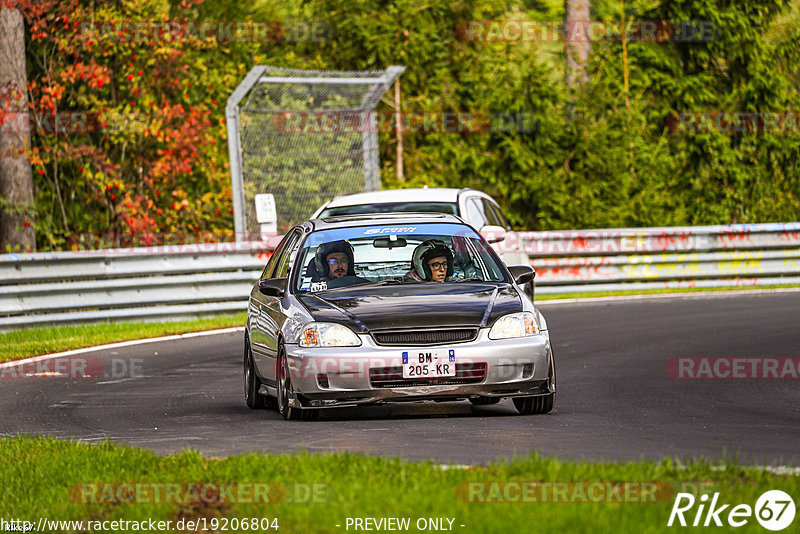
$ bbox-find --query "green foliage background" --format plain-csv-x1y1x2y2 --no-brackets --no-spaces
19,0,800,249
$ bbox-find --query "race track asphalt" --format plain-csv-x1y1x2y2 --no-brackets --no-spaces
2,291,799,465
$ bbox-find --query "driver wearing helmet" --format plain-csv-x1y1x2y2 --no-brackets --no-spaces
310,240,369,288
403,239,454,283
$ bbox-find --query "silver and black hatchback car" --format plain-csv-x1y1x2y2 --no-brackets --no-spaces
244,213,555,420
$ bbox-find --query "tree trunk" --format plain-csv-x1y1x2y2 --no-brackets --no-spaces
0,6,36,252
564,0,591,88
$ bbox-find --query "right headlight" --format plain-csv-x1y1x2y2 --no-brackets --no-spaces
488,312,538,340
299,322,362,347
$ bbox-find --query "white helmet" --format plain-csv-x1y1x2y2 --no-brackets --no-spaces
411,239,454,281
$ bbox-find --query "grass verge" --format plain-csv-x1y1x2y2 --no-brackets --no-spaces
0,313,245,363
1,436,797,533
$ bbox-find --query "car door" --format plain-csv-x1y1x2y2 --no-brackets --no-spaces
259,228,303,383
249,237,286,353
250,229,303,384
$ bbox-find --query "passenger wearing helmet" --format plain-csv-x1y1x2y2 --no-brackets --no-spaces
403,239,454,283
308,240,368,288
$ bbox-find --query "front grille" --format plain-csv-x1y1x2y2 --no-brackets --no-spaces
372,328,478,346
369,363,487,388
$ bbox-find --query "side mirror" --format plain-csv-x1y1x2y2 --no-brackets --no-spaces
507,265,535,286
259,278,287,297
480,225,506,243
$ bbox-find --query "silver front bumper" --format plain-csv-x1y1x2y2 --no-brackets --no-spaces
280,329,553,408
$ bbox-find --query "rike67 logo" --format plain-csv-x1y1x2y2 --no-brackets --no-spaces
668,490,796,531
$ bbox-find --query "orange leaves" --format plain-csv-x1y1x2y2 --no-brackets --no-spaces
89,67,111,90
62,60,110,90
28,152,44,167
21,0,232,246
35,83,66,111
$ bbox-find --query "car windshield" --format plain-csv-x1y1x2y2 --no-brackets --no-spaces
318,201,458,218
294,223,506,293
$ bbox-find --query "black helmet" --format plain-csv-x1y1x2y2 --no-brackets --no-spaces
314,240,355,278
412,239,454,281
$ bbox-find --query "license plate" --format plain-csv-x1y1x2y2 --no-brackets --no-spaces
402,350,456,378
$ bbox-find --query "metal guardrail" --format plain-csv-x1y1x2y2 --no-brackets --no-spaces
0,243,271,330
1,223,799,329
496,222,800,294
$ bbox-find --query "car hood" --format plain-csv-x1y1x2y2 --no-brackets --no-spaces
296,283,522,332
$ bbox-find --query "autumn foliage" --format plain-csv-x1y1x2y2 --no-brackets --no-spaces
5,0,800,252
7,0,235,249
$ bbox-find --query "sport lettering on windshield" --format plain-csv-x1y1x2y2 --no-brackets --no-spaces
363,227,417,235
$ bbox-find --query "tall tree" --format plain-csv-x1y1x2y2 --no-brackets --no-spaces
0,5,35,251
564,0,591,87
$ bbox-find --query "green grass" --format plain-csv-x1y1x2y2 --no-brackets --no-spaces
536,283,800,301
1,436,797,533
0,313,245,363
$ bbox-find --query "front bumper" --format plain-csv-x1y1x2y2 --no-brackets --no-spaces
277,329,553,409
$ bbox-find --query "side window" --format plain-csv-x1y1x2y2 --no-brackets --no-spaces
273,231,303,279
495,204,513,230
482,199,509,228
464,198,488,229
260,234,290,281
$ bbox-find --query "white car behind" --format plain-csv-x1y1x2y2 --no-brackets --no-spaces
312,188,531,268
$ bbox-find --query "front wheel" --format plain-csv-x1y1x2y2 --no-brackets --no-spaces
244,336,272,409
276,344,319,421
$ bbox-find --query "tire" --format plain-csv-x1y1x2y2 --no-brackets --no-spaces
277,344,319,421
469,397,501,406
244,335,273,409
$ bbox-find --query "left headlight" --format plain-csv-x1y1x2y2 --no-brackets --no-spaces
299,322,362,347
488,312,538,340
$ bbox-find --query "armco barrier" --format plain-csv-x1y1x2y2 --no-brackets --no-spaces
486,222,800,294
0,242,272,330
1,223,799,329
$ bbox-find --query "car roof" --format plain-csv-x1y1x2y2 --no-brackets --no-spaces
322,188,469,208
306,212,466,231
